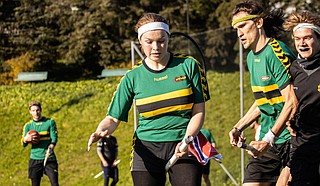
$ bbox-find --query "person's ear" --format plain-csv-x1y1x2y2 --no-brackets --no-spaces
256,18,263,29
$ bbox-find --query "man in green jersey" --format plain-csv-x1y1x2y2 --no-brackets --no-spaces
229,1,297,186
21,100,59,186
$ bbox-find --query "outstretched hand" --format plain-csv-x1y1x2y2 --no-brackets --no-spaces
87,130,108,151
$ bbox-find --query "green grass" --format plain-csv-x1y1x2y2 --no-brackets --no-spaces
0,71,255,186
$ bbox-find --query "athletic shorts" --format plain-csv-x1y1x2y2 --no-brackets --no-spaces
289,132,320,185
203,160,210,175
28,159,59,180
131,137,202,186
243,140,290,183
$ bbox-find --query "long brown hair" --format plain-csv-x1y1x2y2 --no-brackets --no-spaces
232,0,285,39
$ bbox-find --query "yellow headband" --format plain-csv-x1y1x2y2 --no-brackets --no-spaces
231,15,259,27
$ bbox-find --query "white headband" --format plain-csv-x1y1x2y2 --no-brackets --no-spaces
137,22,170,39
293,23,320,35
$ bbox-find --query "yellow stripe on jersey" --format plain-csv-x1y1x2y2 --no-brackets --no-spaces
136,88,192,106
38,131,49,135
252,84,285,105
140,103,194,117
251,84,279,93
255,96,285,106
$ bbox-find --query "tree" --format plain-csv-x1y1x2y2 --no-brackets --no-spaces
268,0,320,15
0,0,20,63
13,0,60,71
1,0,318,83
57,0,142,72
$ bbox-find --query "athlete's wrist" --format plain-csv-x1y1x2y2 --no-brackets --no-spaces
23,137,28,144
262,130,276,146
232,127,242,133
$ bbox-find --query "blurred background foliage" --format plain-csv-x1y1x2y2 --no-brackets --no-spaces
0,0,319,84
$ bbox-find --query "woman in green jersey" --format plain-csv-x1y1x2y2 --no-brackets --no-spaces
88,13,210,185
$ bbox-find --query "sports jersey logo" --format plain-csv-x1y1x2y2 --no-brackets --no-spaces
254,59,260,62
154,74,168,82
261,76,271,81
174,76,186,82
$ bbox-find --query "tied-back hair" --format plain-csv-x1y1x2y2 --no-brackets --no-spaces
135,13,169,33
232,0,285,39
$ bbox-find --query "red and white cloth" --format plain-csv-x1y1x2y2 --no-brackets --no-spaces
188,132,223,165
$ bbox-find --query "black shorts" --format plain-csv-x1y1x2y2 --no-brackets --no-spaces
131,137,202,186
202,160,210,175
243,140,290,183
289,132,320,185
28,159,59,182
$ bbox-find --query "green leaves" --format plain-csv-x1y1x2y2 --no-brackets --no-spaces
1,0,319,81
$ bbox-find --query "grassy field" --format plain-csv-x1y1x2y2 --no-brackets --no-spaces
0,71,255,186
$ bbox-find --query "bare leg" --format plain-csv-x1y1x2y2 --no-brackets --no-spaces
276,166,291,186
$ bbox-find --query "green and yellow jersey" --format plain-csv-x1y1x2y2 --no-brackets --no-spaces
108,53,210,142
247,38,295,144
21,117,58,160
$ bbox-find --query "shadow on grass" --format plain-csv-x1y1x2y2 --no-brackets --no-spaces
49,93,94,114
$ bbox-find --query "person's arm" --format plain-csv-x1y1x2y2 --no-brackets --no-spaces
50,120,58,151
22,129,40,146
22,133,32,146
115,138,118,159
88,116,120,151
113,138,119,167
229,102,261,146
185,102,205,138
267,83,297,136
175,102,205,158
250,84,297,157
97,146,108,167
21,125,30,147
